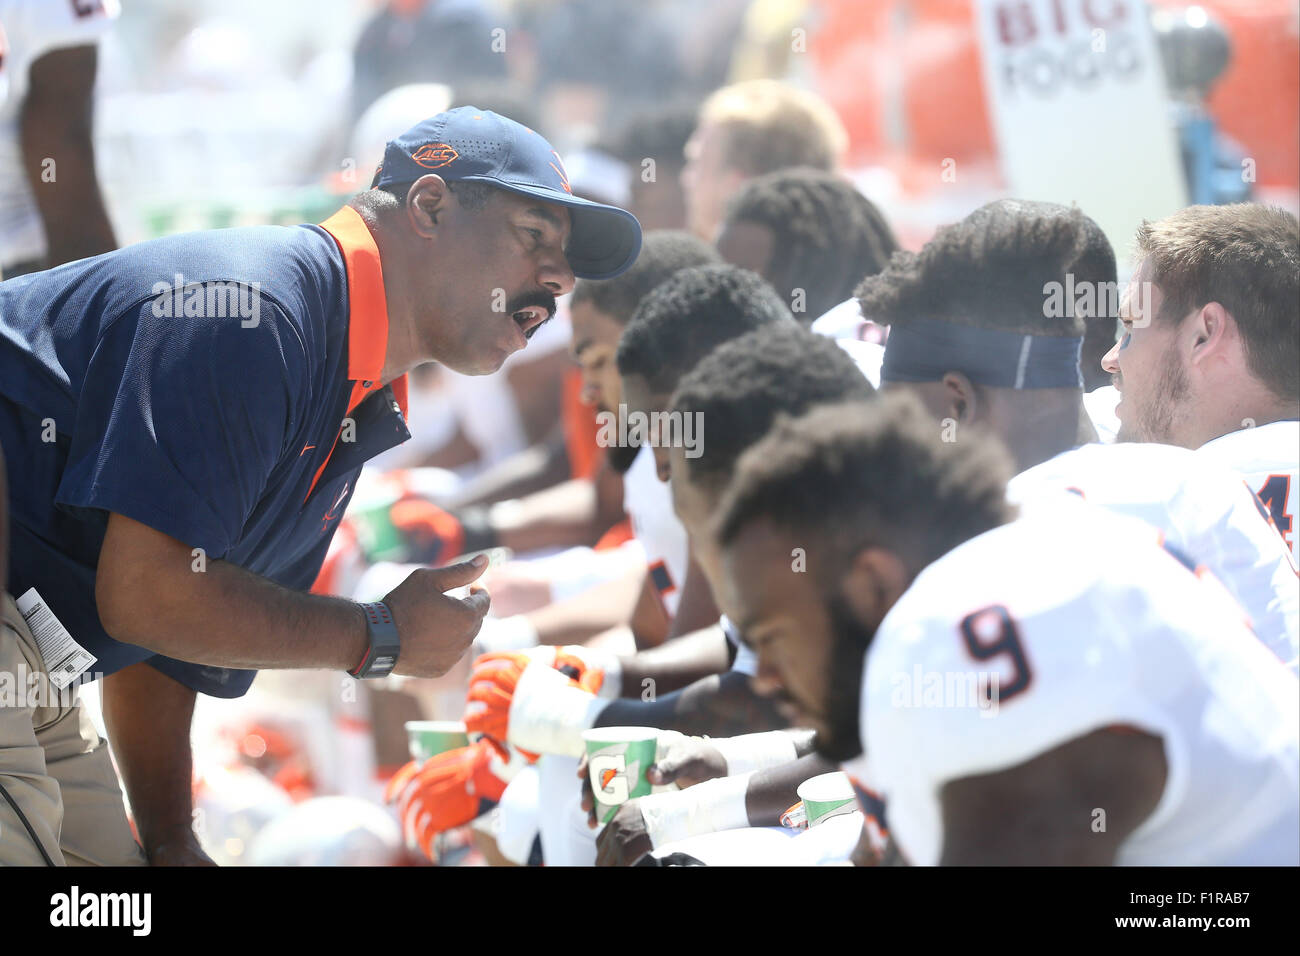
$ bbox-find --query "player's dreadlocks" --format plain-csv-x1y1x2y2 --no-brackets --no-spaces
616,264,794,396
670,323,876,489
723,168,899,324
856,199,1116,340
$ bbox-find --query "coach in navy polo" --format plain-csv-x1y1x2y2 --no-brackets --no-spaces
0,107,640,866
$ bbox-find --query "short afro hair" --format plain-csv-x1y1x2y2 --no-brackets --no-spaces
856,199,1116,338
670,324,876,489
616,264,794,395
570,231,719,325
723,168,899,323
714,392,1015,577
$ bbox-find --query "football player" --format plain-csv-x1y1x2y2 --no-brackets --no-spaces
713,395,1299,865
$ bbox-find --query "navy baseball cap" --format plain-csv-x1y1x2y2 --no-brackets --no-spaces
373,107,642,280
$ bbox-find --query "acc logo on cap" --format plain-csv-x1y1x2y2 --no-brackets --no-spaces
411,143,459,169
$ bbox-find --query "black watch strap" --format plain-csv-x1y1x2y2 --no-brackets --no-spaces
349,602,400,678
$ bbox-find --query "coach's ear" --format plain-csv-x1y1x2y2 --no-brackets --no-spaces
940,370,979,425
405,174,453,240
839,546,910,632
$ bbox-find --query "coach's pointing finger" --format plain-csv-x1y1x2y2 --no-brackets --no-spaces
386,557,493,678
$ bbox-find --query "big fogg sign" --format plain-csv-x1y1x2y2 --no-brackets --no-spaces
973,0,1187,255
988,0,1146,97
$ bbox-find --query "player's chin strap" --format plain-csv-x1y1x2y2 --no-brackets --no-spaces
0,778,57,866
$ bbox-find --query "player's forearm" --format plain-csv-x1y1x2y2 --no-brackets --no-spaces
744,751,836,826
21,47,116,266
614,623,732,696
597,671,789,737
446,433,570,509
523,563,645,645
491,478,603,551
101,662,201,856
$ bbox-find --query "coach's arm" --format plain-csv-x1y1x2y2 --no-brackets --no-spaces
95,512,490,676
102,662,214,865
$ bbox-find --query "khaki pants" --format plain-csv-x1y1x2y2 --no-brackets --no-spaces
0,592,146,866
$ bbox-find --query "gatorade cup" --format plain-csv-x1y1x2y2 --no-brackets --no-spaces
582,727,660,825
405,721,471,762
796,772,858,827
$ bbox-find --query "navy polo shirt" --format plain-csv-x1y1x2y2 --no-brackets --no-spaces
0,206,411,697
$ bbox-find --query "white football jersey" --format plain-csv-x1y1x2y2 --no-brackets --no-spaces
863,502,1299,866
832,338,883,389
720,613,758,677
623,446,689,620
1082,385,1120,443
1009,442,1300,671
1198,420,1299,567
0,0,117,268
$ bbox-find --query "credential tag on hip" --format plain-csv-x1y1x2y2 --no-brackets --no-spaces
15,588,98,689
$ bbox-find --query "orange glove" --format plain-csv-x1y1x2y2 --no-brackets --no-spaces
389,498,465,565
464,651,541,761
465,648,610,761
384,740,507,860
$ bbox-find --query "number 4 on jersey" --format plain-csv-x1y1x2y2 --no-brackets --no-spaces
1254,474,1294,553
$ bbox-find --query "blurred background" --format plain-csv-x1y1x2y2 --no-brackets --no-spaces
78,0,1298,251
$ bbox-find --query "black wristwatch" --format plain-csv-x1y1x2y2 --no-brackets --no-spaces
349,602,400,678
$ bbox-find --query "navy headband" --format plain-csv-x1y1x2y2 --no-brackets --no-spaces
881,318,1083,389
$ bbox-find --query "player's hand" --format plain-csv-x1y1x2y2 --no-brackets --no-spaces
594,799,654,867
580,730,690,829
646,737,727,790
384,740,506,860
384,557,491,677
464,647,605,759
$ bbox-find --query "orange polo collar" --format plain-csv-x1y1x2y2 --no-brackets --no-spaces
319,205,409,418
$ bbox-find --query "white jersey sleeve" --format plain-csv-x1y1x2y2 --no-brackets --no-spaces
809,298,865,339
1009,442,1300,671
832,338,883,389
719,614,758,677
1198,420,1300,567
1082,385,1120,443
863,502,1299,866
623,446,690,620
